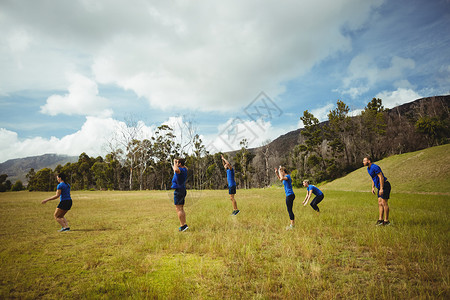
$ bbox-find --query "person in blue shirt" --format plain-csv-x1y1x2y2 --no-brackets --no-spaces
363,156,391,226
41,173,72,232
221,155,240,215
302,180,324,213
275,166,295,230
171,158,189,232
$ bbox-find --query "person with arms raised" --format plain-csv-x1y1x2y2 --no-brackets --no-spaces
172,158,189,232
221,154,240,215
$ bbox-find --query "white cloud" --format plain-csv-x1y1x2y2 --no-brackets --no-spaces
205,118,285,153
311,103,335,122
0,115,207,162
375,88,422,109
40,74,112,117
0,0,384,110
0,117,118,162
348,109,363,117
341,55,415,98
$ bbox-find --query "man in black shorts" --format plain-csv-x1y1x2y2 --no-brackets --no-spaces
171,158,189,231
221,155,239,215
363,156,391,226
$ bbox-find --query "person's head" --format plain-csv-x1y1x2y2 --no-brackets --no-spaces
363,156,372,167
57,173,67,182
176,158,186,166
303,179,310,187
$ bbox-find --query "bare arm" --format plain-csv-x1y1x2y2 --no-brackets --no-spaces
221,155,231,169
303,190,312,205
173,159,180,174
42,189,61,204
274,166,288,181
377,172,384,194
274,168,280,179
371,180,375,194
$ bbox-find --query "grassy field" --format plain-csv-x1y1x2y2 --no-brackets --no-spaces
1,145,449,299
0,186,449,299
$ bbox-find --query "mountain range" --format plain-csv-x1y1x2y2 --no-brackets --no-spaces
0,154,78,184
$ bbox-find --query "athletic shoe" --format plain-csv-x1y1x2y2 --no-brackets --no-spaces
376,220,384,226
179,224,189,232
59,227,70,232
286,224,294,230
233,210,240,216
383,221,391,226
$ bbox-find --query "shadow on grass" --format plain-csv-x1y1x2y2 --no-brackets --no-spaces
69,228,114,232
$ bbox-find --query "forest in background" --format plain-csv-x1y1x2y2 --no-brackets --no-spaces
1,95,448,192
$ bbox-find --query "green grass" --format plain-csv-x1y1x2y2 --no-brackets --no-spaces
324,144,450,193
1,187,449,299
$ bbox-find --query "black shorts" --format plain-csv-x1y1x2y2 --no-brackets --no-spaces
377,181,391,200
57,200,72,211
228,185,236,195
174,188,187,205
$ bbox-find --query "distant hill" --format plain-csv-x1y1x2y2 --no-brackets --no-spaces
322,144,450,194
0,154,78,184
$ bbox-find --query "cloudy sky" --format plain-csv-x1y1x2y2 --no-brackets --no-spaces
0,0,449,162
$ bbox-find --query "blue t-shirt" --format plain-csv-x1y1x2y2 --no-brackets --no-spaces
57,182,71,201
171,167,188,189
307,185,323,196
283,174,295,196
226,168,236,187
367,163,387,190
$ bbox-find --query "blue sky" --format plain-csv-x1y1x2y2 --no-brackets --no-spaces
0,0,449,162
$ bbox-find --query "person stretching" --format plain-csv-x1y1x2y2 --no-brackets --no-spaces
171,158,189,232
363,156,391,226
302,180,324,213
41,173,72,232
275,166,295,230
221,154,240,215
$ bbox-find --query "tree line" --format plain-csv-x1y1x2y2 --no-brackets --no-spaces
284,96,449,186
2,96,448,192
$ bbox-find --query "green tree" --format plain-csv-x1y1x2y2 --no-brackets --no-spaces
152,125,180,190
205,153,227,189
26,168,36,191
91,161,109,190
325,100,352,178
289,144,307,179
415,116,446,146
233,139,255,189
105,151,123,190
77,153,95,190
360,98,387,160
11,180,24,191
33,168,56,191
0,174,8,192
4,180,12,191
188,134,208,190
299,110,326,181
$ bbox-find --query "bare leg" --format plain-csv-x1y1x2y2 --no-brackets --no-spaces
230,194,238,210
381,199,389,221
377,198,384,220
54,208,69,228
175,205,186,226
